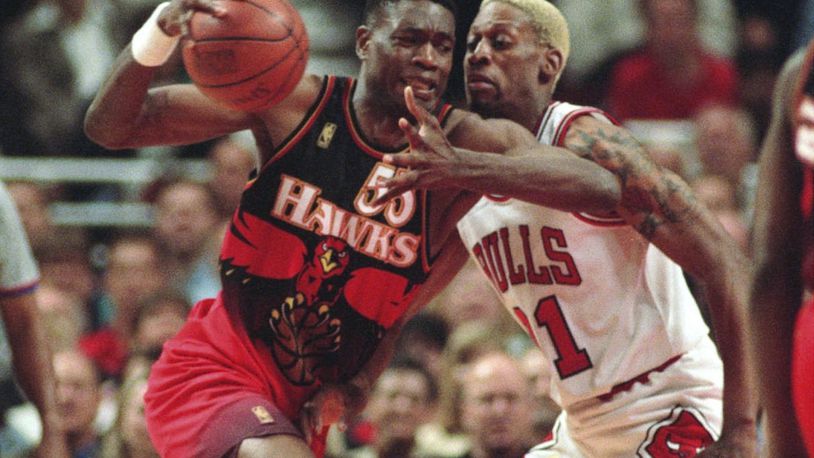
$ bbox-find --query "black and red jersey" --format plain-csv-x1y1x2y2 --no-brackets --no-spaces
218,76,453,386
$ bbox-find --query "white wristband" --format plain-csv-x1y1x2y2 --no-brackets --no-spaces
131,2,180,67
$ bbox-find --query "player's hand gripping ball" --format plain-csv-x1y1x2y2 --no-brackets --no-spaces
182,0,308,112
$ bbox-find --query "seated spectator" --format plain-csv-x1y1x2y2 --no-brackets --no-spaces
206,132,258,221
129,290,188,357
395,313,449,381
54,349,104,458
606,0,738,121
37,284,88,353
457,351,537,458
81,288,188,381
518,347,560,438
419,323,506,458
99,369,158,458
341,359,439,458
95,233,167,332
691,175,749,248
427,259,510,334
694,104,759,212
152,179,222,304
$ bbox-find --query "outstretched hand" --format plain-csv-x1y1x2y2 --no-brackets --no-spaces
373,87,460,205
158,0,229,36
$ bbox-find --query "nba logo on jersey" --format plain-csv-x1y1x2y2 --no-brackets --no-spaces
796,96,814,166
317,123,338,149
251,406,275,425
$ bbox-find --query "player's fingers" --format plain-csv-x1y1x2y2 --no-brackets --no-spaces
404,87,433,127
383,152,420,168
372,173,419,204
398,118,424,150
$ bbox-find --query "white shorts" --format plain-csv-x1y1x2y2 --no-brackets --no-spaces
526,337,723,458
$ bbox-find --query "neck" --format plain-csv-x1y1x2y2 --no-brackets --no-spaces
68,429,98,454
352,81,410,149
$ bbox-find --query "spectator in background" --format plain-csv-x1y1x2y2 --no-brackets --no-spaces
95,234,167,331
99,368,159,458
691,175,749,248
606,0,739,121
0,0,122,156
53,349,103,458
394,313,449,381
426,258,509,334
206,132,258,221
36,284,88,354
342,359,438,458
33,232,100,326
80,235,176,379
420,323,506,458
694,104,759,214
457,351,537,458
518,347,560,439
152,180,221,305
557,0,738,106
0,181,68,458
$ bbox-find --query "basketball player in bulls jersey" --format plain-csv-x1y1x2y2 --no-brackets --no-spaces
380,1,757,456
750,44,814,456
83,0,621,457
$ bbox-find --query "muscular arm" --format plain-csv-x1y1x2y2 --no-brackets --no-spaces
84,0,320,151
446,113,621,213
380,90,621,214
1,293,68,458
564,116,757,450
749,51,808,456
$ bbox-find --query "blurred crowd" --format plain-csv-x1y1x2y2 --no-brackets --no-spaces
1,0,812,456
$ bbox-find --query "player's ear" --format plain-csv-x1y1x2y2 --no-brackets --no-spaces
356,26,372,60
538,46,564,85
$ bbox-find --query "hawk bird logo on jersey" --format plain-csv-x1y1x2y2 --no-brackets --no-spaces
220,211,418,385
268,236,350,385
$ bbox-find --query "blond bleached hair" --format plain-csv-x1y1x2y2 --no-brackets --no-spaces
481,0,571,65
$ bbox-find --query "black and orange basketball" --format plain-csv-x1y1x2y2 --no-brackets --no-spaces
182,0,308,112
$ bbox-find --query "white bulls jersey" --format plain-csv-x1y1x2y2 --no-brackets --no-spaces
456,102,713,410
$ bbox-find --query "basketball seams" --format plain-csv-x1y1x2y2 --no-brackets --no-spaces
197,42,304,89
182,0,308,111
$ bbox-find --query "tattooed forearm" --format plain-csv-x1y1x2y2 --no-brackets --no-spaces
568,122,699,238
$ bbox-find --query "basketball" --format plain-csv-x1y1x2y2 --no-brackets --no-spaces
182,0,308,112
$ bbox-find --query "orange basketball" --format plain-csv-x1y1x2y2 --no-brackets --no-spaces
182,0,308,112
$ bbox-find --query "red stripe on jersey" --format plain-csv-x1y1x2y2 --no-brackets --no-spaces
268,76,337,168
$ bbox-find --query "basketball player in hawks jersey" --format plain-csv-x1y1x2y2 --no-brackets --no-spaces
83,0,621,457
381,1,757,456
750,42,814,456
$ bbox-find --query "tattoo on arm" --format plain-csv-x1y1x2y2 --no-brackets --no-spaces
571,126,698,240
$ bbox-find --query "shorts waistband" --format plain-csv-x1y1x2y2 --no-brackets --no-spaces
597,354,683,403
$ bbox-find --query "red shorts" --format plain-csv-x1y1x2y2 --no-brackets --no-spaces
793,299,814,455
145,295,327,458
